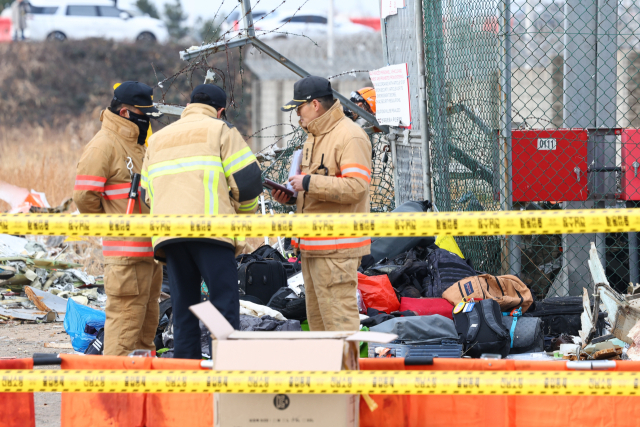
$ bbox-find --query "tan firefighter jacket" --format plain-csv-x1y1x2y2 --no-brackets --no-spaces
73,109,154,264
141,103,262,261
292,100,372,258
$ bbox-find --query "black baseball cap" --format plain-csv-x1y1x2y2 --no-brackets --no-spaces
191,84,227,109
113,81,161,117
281,76,333,112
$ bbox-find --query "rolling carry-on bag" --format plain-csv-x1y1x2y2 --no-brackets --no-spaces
238,260,287,306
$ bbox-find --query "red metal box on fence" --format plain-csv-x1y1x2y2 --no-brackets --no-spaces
512,129,588,202
621,129,640,200
0,18,11,43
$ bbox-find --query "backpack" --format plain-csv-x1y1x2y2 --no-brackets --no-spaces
443,274,533,312
423,248,477,297
84,328,105,355
453,299,510,358
267,287,307,321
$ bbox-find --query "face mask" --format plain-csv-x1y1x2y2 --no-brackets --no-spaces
126,111,150,145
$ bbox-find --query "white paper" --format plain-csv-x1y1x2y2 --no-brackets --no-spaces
286,149,303,197
287,272,304,296
381,0,406,19
369,63,412,128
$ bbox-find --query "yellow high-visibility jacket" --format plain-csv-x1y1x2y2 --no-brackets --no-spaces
141,103,262,261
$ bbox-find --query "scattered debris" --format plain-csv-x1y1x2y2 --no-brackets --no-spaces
44,342,73,349
0,225,105,325
24,286,67,321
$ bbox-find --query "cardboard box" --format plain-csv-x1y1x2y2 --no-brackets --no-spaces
190,301,397,427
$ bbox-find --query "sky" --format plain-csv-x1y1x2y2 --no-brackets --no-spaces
118,0,381,25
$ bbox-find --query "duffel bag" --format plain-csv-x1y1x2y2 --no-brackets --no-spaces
443,274,533,312
501,313,544,354
399,297,454,319
369,200,436,263
453,299,510,358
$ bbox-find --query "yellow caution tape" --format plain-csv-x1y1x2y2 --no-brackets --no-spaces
2,370,640,396
0,209,638,238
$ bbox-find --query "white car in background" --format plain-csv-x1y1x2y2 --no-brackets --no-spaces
253,10,375,40
26,0,169,42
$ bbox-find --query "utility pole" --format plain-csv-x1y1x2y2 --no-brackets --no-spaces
328,0,334,74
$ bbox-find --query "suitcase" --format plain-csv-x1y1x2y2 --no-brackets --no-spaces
399,297,454,319
523,296,587,336
501,316,544,354
368,340,462,358
238,260,287,306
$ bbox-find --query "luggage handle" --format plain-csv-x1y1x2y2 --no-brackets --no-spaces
404,356,434,366
566,360,616,370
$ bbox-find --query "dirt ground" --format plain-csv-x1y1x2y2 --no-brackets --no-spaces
0,321,75,427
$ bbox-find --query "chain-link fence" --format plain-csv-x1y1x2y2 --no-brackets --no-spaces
257,130,396,214
423,0,640,298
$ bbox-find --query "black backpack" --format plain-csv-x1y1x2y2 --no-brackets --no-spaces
84,328,105,355
267,287,307,321
423,248,477,297
238,260,287,306
453,299,510,358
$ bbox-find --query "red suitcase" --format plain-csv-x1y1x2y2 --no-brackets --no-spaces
399,297,454,319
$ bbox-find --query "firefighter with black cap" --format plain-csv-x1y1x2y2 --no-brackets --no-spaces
73,81,163,356
273,76,372,332
141,84,262,359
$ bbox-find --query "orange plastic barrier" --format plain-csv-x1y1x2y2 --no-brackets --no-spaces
359,358,640,427
0,18,10,43
60,355,212,427
0,358,35,427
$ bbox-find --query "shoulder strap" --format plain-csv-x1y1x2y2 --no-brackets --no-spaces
481,300,508,338
465,309,481,343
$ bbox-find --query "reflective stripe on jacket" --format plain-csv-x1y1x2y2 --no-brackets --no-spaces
72,109,153,263
294,100,372,258
141,103,262,261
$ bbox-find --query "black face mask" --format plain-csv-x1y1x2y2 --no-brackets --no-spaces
126,111,150,145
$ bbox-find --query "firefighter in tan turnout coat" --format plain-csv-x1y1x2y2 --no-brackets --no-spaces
141,84,262,359
73,82,163,356
73,82,162,356
273,76,372,331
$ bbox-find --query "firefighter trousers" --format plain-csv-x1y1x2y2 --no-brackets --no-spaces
103,259,162,356
302,257,361,331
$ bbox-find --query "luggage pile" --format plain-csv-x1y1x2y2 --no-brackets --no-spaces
357,200,619,361
153,201,627,363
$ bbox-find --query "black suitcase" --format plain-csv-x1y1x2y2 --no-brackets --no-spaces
453,299,510,358
238,260,287,306
523,296,594,336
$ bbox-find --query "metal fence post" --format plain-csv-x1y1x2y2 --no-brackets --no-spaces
499,0,518,276
424,0,451,210
415,0,433,202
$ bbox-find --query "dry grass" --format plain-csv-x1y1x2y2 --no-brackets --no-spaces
0,116,106,274
0,112,101,212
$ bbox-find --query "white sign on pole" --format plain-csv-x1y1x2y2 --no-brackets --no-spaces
369,63,412,128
